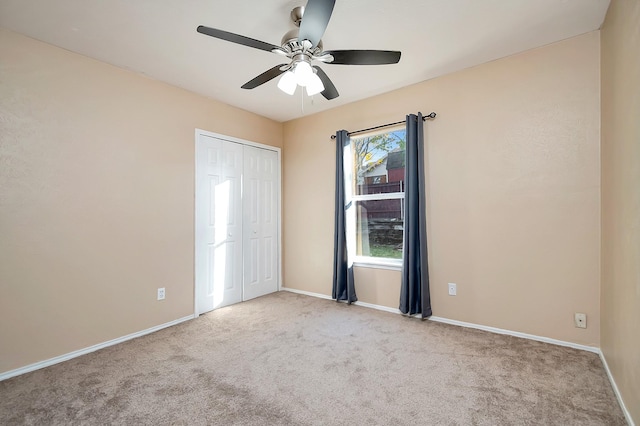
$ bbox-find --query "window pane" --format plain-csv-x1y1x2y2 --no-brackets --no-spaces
350,129,406,196
356,199,404,259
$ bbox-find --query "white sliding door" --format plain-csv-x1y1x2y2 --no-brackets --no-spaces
195,131,280,315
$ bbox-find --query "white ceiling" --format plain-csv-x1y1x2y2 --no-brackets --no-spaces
0,0,610,122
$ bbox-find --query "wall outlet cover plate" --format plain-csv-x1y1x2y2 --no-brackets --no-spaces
448,283,457,296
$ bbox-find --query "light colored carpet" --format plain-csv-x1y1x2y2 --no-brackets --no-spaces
0,291,626,425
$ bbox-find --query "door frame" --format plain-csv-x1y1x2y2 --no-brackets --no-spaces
194,128,282,317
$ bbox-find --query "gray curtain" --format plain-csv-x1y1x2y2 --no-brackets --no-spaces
332,130,357,303
399,113,432,317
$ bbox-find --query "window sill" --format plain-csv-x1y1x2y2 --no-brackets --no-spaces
353,259,402,271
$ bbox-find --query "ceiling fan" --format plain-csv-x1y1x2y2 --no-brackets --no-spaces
197,0,401,100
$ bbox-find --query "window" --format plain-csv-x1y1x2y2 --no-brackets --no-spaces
344,127,406,267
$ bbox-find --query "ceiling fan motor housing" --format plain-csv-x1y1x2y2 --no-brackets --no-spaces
281,29,323,55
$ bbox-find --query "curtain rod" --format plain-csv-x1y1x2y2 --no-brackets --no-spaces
330,112,436,139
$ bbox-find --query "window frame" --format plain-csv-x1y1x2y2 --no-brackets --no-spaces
345,127,406,270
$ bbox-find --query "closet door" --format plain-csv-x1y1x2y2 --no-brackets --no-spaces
195,136,244,314
243,145,279,301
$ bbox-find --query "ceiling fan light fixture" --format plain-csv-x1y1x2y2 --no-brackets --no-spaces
306,72,325,96
277,70,297,95
293,61,314,87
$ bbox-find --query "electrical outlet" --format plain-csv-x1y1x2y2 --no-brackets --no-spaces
574,313,586,328
157,287,166,301
448,283,457,296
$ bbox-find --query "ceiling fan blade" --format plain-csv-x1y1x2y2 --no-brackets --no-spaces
313,66,339,100
241,64,288,89
197,25,280,53
323,50,401,65
298,0,336,48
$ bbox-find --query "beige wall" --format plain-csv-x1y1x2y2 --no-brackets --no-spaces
601,0,640,422
0,29,282,374
284,32,601,346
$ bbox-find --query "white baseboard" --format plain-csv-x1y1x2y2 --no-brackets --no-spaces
282,287,333,300
0,315,195,382
599,351,635,426
282,287,599,353
427,316,600,353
